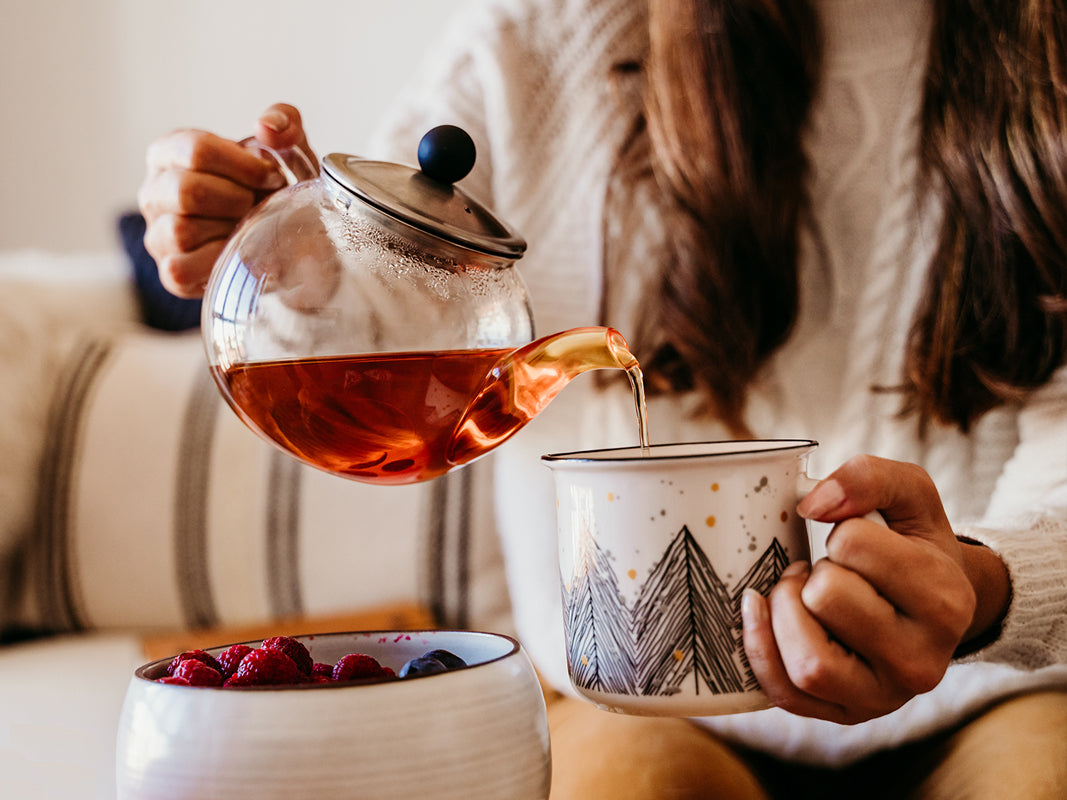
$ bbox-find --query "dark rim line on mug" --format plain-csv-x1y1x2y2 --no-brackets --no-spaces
542,439,819,464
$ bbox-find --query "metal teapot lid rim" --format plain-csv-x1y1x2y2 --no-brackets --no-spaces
322,153,527,259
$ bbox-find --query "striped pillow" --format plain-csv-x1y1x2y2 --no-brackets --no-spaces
10,329,512,638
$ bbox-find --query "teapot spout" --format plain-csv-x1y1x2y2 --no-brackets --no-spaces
448,327,640,467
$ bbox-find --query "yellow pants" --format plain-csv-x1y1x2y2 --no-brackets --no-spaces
545,690,1067,799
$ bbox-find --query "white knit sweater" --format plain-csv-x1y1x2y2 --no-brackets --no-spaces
370,0,1067,765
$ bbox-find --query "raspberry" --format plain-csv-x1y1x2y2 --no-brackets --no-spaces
156,676,190,686
167,649,222,677
332,653,391,682
261,636,313,676
225,649,310,687
171,658,223,687
216,644,254,679
311,662,334,680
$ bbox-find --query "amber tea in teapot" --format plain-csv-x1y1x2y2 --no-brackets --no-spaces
214,327,648,485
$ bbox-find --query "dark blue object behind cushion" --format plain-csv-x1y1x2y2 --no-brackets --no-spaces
118,211,203,331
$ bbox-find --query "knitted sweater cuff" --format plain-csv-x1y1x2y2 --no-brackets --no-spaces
955,509,1067,668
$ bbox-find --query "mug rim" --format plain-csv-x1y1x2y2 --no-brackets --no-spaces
542,438,818,465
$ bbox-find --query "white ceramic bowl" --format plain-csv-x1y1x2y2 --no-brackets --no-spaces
116,630,550,800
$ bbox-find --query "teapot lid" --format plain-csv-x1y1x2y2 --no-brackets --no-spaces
322,126,526,260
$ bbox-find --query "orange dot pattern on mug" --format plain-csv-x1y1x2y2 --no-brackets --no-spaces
706,482,720,529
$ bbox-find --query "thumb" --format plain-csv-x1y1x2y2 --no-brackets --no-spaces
254,103,313,159
797,454,952,541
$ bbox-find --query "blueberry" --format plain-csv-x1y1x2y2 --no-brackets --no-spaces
398,655,448,678
423,649,467,670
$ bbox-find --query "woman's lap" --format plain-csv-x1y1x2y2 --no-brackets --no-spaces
545,690,1067,799
546,691,770,799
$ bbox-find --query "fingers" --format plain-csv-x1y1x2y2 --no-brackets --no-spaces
799,556,954,695
145,129,282,191
140,168,259,222
799,557,898,654
138,115,298,300
743,558,944,723
138,166,258,298
795,455,973,650
821,517,976,631
740,582,839,722
137,104,314,300
154,241,229,299
743,564,864,723
254,103,314,162
744,455,980,724
142,213,237,256
797,454,951,540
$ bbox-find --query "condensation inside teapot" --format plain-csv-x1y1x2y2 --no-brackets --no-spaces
205,175,533,369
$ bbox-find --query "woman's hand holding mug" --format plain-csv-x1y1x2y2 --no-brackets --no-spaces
742,454,1012,724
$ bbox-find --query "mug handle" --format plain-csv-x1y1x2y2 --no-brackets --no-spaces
239,136,319,187
796,474,889,528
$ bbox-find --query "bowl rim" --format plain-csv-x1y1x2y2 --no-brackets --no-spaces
134,628,521,690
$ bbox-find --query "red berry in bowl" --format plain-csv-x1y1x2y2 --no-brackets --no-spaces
172,659,223,687
333,653,391,682
216,644,254,679
167,649,222,677
225,649,310,687
261,636,313,676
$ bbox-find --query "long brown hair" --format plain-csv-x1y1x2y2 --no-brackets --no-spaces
628,0,1067,433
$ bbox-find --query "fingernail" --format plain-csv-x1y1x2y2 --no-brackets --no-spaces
260,109,290,133
781,560,811,579
797,478,846,519
741,588,767,625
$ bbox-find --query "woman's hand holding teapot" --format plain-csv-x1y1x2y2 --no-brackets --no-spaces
138,103,315,298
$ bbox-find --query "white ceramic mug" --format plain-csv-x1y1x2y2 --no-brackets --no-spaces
542,439,825,717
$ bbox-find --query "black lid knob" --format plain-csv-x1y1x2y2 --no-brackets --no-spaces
417,125,476,184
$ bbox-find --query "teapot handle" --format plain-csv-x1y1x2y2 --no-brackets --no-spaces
239,136,319,186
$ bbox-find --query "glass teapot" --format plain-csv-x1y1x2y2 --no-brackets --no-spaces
203,126,643,485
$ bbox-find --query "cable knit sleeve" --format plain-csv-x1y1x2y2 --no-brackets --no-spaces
956,363,1067,668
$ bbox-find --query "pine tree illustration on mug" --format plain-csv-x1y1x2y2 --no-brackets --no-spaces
561,525,790,696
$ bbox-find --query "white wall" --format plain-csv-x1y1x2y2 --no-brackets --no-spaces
0,0,458,252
